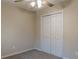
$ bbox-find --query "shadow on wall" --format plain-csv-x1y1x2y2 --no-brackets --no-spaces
58,0,72,8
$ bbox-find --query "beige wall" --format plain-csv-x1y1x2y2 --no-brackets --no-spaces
36,0,78,59
1,3,36,57
63,0,78,59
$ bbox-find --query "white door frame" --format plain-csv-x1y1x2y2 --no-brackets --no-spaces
40,10,64,58
40,10,63,17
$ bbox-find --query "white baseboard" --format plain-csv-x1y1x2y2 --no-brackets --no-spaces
34,48,50,54
63,57,70,59
1,48,35,59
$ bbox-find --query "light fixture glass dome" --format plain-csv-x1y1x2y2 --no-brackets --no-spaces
30,0,42,8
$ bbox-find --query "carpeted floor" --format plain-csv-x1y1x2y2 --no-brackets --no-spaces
2,49,62,59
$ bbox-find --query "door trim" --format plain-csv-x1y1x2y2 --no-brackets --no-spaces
40,10,64,58
40,10,63,17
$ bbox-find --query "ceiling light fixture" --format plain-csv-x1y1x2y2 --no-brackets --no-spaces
36,0,42,8
30,0,42,8
30,2,36,7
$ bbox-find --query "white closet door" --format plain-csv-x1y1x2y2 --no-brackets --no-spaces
56,13,63,57
50,14,56,55
40,11,63,57
40,16,50,53
50,13,63,57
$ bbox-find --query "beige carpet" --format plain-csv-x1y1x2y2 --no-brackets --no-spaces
2,49,62,59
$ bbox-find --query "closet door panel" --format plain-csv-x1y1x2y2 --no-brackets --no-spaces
40,16,45,51
55,13,63,57
50,13,63,57
40,16,50,53
50,14,56,55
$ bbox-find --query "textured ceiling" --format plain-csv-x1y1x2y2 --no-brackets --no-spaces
2,0,65,11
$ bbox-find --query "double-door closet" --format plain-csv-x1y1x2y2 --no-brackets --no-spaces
38,11,63,57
